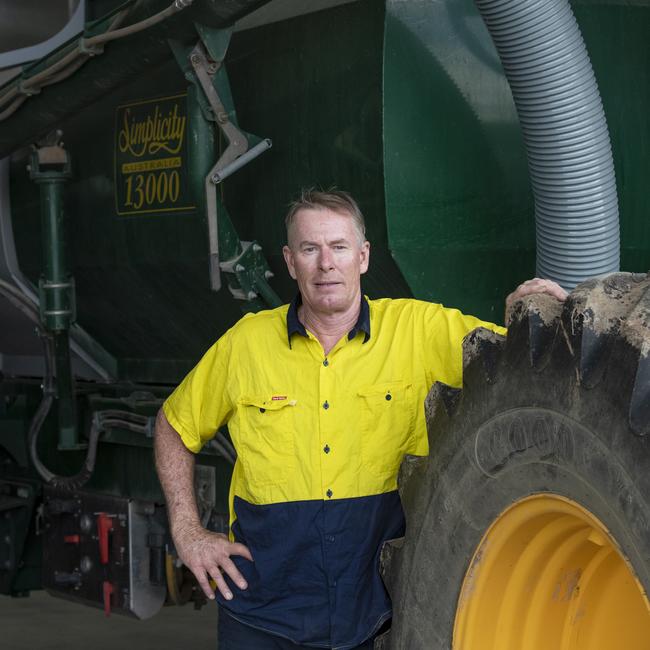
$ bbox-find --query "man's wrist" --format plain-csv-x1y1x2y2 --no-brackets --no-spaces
172,517,204,546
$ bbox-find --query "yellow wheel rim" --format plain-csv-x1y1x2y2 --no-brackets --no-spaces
453,494,650,649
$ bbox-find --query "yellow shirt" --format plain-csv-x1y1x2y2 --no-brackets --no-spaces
164,296,506,506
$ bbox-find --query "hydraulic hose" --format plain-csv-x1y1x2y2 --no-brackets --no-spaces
83,0,193,48
0,0,194,121
474,0,620,290
0,278,99,489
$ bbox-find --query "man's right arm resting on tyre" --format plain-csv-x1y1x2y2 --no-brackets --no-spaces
153,408,252,601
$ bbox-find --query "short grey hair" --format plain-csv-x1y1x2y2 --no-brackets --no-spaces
285,188,366,245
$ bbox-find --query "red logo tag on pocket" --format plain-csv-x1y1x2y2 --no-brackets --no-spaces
272,395,287,401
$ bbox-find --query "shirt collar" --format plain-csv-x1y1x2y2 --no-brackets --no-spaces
287,294,371,348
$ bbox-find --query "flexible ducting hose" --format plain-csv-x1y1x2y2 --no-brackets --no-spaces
474,0,620,290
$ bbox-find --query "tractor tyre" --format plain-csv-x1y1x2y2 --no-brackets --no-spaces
379,272,650,650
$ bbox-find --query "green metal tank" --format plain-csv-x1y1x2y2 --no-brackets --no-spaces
0,0,647,620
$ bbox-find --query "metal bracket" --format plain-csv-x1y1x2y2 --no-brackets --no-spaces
189,42,248,168
220,240,275,302
28,142,72,180
38,276,76,331
184,37,272,294
78,38,104,57
190,41,249,292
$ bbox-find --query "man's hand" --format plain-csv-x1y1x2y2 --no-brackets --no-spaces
153,410,253,602
505,277,569,322
175,526,253,601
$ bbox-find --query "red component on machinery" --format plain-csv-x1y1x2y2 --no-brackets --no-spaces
63,534,80,544
103,580,114,617
96,512,114,565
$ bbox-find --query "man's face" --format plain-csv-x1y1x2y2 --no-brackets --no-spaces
282,208,370,316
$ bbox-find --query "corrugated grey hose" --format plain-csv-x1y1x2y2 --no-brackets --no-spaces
475,0,620,290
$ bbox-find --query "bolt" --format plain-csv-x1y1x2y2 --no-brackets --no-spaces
80,556,93,574
190,54,200,65
235,264,245,272
265,271,274,279
252,244,262,252
247,291,258,301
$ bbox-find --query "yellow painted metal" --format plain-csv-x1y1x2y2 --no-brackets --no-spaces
453,494,650,649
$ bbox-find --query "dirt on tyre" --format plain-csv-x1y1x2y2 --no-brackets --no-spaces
378,272,650,650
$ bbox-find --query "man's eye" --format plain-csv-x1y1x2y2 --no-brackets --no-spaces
333,245,347,250
303,247,316,253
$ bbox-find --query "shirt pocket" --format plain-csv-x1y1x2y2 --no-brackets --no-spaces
236,395,297,488
357,381,414,478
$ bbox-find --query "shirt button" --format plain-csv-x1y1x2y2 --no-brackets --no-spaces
259,407,266,413
324,445,330,454
326,535,335,543
323,359,329,367
323,400,329,410
326,489,333,498
385,393,392,401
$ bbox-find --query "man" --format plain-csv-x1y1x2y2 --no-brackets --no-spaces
155,190,567,649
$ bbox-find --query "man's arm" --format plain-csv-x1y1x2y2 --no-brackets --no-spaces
154,408,252,601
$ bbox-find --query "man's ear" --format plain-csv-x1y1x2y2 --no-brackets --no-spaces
360,241,370,275
283,245,297,280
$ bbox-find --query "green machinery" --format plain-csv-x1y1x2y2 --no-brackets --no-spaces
0,0,648,626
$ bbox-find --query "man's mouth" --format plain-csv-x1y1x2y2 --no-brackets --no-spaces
315,281,341,287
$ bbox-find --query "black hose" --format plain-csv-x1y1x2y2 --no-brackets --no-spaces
0,279,101,490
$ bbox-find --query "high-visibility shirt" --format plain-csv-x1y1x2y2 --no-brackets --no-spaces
163,296,506,649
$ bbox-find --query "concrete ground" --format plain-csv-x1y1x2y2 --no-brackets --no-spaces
1,590,218,650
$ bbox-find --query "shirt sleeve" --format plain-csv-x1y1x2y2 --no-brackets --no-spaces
422,303,507,390
162,329,234,453
409,303,506,458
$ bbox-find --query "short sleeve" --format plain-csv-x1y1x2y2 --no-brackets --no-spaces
162,329,234,453
422,304,507,390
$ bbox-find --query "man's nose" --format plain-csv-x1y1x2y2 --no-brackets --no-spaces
319,247,335,270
